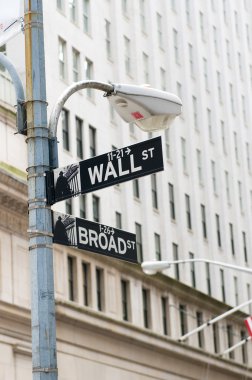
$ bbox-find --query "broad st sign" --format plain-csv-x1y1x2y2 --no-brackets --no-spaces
53,212,138,264
46,137,163,204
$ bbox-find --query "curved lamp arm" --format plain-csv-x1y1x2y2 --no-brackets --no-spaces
141,259,252,275
48,80,114,169
0,52,26,134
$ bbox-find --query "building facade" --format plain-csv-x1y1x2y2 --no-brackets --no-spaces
0,0,252,378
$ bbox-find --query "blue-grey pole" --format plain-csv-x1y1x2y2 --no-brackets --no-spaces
24,1,57,379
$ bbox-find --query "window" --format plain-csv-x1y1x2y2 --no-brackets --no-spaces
62,109,70,151
216,71,222,102
142,52,149,83
66,198,72,214
92,195,100,222
122,0,128,15
238,181,243,212
57,0,64,12
0,44,6,72
196,311,204,348
189,252,196,288
201,204,207,239
142,288,151,328
82,262,90,306
173,29,179,64
213,26,218,54
188,44,194,77
242,232,248,263
151,174,158,209
160,68,166,91
96,268,104,311
247,284,252,314
192,96,198,130
173,243,179,280
105,20,112,59
85,58,94,98
179,304,188,336
212,322,220,353
157,13,163,48
185,0,191,25
176,82,182,102
242,96,247,126
165,129,170,160
234,276,238,305
133,179,140,199
226,39,231,67
229,83,235,114
121,279,130,321
168,183,176,220
124,36,131,75
197,149,203,184
80,195,86,218
207,109,213,142
203,58,208,91
185,194,192,230
155,233,161,261
238,52,243,80
229,223,235,256
216,214,221,248
72,48,80,82
58,37,67,80
140,0,146,33
69,0,77,23
227,324,234,359
234,10,239,37
225,171,230,204
220,269,226,302
221,121,227,154
161,297,169,335
211,160,217,194
240,330,248,364
181,137,187,172
234,132,239,163
76,117,83,159
206,263,211,296
246,24,251,49
115,212,122,229
83,0,90,34
199,11,205,40
223,0,227,23
89,125,96,157
135,223,143,262
68,256,76,301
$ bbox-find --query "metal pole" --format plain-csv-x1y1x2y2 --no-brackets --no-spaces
179,298,252,342
219,336,251,357
24,1,57,379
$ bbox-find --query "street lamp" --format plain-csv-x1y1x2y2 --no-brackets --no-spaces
141,258,252,275
48,80,182,169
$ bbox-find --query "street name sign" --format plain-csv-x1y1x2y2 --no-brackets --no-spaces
46,136,164,204
53,212,138,264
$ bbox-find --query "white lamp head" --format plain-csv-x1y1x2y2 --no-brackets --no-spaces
108,84,182,132
141,261,171,275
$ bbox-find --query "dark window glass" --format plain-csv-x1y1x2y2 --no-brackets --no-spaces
93,195,100,222
82,262,90,306
179,304,187,336
185,194,192,229
161,297,169,335
96,268,104,311
121,279,130,321
142,288,151,328
169,183,176,220
89,125,96,157
76,117,83,159
62,109,70,151
135,223,143,262
151,174,158,209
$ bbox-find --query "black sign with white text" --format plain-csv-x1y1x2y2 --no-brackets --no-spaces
46,137,164,204
53,212,138,264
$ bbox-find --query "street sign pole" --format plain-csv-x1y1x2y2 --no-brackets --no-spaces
25,1,57,379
